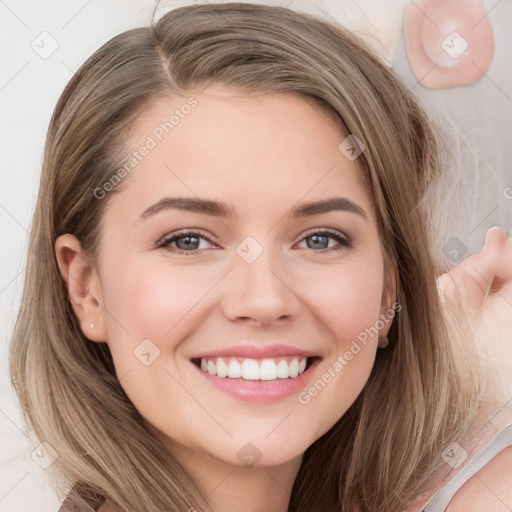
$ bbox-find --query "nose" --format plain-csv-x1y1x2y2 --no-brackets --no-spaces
221,245,302,326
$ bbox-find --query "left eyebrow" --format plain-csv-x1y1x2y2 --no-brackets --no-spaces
289,196,367,220
136,196,368,222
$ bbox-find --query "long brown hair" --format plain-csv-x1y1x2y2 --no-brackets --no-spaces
10,3,490,511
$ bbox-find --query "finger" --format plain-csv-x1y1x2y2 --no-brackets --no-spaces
490,230,512,294
466,226,507,294
436,227,507,315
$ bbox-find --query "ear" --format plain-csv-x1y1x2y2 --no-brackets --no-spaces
378,262,398,346
55,234,107,343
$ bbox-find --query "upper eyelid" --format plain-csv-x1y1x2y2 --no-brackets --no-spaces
157,229,215,244
158,228,349,248
300,227,347,239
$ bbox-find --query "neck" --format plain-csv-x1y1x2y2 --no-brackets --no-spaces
170,441,302,512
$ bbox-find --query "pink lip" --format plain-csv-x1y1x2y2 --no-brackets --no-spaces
190,349,322,403
190,343,319,360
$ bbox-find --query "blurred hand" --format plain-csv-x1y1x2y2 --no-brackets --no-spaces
437,227,512,396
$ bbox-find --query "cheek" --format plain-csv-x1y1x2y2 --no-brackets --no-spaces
294,258,384,346
97,263,205,421
101,258,208,341
101,249,385,365
292,259,384,431
327,281,382,342
95,249,385,461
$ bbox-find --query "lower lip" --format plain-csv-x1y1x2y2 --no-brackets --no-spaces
191,358,322,402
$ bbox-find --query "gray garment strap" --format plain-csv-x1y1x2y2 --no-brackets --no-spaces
423,424,512,511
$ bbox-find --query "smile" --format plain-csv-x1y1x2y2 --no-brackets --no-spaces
190,356,322,402
192,356,317,380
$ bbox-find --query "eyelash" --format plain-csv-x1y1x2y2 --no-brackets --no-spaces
156,228,352,255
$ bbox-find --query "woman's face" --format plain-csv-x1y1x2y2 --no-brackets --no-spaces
89,87,394,468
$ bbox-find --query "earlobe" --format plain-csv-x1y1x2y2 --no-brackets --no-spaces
381,262,398,312
54,234,107,343
378,265,398,346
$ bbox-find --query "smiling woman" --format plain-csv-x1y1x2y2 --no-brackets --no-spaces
7,2,511,512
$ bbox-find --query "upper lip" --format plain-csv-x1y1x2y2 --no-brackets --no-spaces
190,344,320,360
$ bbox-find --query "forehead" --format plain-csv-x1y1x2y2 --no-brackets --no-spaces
105,87,375,224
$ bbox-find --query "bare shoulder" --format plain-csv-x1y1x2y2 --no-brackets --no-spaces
446,446,512,511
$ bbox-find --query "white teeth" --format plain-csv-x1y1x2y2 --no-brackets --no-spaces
241,359,260,380
260,359,277,380
207,360,216,375
289,358,299,378
227,359,242,378
276,359,290,378
216,358,229,378
197,356,309,381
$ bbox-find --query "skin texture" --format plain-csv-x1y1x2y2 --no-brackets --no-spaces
56,88,396,512
446,446,512,511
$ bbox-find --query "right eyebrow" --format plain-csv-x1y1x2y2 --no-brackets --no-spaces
138,197,235,221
